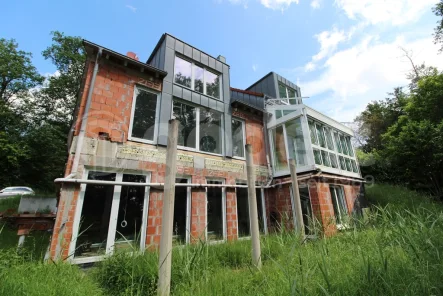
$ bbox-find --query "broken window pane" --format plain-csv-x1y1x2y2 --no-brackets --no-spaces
199,109,222,154
236,183,250,237
174,56,191,88
173,178,189,244
232,119,245,158
207,180,224,241
75,172,116,258
131,89,158,141
173,101,197,149
114,174,146,251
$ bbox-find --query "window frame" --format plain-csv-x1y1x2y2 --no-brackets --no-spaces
173,176,192,245
172,99,224,156
128,85,161,144
232,117,246,160
173,55,222,101
69,169,151,264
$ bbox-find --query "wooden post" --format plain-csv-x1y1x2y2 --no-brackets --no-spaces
245,144,262,269
157,119,179,296
289,158,305,240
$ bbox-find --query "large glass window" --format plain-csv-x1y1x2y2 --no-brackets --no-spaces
278,82,296,99
334,132,342,153
340,134,349,155
173,101,197,149
272,126,288,172
173,101,222,154
174,56,221,99
200,109,222,154
174,56,192,88
313,149,322,165
285,118,307,166
324,127,334,151
232,119,245,158
346,137,354,157
330,186,348,226
207,180,224,241
130,88,158,142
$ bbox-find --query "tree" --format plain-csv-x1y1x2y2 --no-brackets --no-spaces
433,0,443,53
0,38,44,104
29,31,85,128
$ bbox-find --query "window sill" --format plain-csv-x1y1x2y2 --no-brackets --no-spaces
128,136,156,145
232,156,246,161
177,145,223,157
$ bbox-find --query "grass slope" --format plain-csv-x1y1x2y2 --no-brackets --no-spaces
0,184,442,295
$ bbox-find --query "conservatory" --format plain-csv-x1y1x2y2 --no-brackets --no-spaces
266,97,360,178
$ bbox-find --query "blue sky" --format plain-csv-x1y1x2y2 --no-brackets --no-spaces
2,0,442,121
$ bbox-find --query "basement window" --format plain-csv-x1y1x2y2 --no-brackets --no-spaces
174,55,221,99
206,180,225,241
232,118,245,158
173,178,190,244
329,186,348,227
129,86,159,143
173,100,223,155
236,182,250,237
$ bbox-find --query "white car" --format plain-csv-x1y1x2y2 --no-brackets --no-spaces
0,187,35,198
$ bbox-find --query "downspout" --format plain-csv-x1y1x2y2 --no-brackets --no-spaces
262,95,274,187
70,47,103,177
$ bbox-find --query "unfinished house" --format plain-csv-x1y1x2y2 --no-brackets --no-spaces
50,34,365,264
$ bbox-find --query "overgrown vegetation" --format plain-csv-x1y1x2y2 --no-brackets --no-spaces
2,184,441,295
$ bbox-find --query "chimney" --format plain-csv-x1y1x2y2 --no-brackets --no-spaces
217,55,226,63
127,51,139,61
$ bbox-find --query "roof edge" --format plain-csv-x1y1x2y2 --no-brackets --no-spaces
83,40,167,77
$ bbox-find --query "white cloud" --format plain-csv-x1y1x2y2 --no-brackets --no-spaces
252,64,258,71
300,35,443,121
304,61,316,72
311,0,321,9
260,0,299,11
335,0,437,26
125,5,137,12
312,27,347,62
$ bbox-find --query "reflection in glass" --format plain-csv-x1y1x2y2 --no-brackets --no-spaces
309,121,318,145
330,152,339,168
321,150,330,167
205,71,220,99
131,90,157,141
285,118,307,166
173,101,197,149
174,56,192,88
316,124,326,148
278,83,287,98
200,109,222,154
272,126,288,172
313,149,322,165
194,64,204,93
232,119,244,158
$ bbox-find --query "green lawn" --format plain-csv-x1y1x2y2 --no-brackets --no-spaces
1,184,442,295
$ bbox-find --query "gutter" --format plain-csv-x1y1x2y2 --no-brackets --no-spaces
70,47,102,176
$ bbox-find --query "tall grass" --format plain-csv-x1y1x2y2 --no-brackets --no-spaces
93,184,443,295
1,184,442,295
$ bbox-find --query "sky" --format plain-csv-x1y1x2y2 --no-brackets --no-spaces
1,0,442,122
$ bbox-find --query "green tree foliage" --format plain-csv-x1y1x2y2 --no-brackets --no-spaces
433,0,443,52
0,39,44,104
356,68,443,199
0,32,85,192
